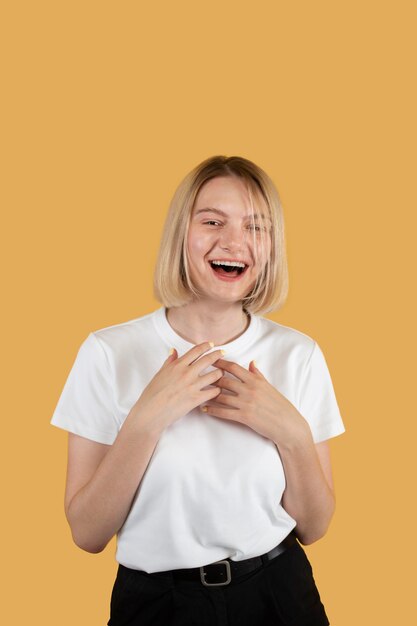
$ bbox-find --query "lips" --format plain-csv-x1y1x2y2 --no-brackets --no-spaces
208,261,249,282
208,258,250,267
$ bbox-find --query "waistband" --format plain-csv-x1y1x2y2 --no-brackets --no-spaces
120,531,298,587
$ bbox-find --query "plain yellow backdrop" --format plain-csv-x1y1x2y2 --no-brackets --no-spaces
2,1,415,624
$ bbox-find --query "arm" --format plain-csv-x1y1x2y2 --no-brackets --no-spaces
202,357,338,546
65,414,162,554
63,342,225,554
278,433,335,545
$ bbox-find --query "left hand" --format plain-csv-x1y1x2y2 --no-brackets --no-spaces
201,358,309,446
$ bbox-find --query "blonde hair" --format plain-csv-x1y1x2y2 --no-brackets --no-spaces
153,155,288,316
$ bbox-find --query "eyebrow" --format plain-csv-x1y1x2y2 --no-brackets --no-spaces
194,207,272,222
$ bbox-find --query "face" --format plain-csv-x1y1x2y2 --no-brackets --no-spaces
186,176,272,305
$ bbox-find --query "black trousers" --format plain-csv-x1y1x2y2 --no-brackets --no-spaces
107,541,330,626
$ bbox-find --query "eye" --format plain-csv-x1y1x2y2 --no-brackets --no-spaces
247,224,264,232
204,220,221,226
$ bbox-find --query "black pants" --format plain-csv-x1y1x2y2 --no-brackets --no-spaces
107,541,330,625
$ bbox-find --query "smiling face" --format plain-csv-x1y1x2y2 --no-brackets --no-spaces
186,176,272,305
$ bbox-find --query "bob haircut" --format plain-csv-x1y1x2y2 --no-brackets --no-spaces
153,155,288,316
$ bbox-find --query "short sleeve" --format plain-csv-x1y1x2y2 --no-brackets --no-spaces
50,332,120,444
298,341,345,443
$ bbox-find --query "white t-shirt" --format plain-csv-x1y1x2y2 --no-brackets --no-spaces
50,307,345,573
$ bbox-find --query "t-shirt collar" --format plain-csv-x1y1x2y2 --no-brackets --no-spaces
152,306,259,355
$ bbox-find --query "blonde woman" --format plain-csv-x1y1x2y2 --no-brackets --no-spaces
51,155,345,625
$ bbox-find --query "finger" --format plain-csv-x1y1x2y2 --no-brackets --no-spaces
200,385,222,404
179,341,217,366
199,368,224,388
211,359,251,383
210,392,240,408
201,404,240,420
189,348,226,373
249,360,263,376
214,375,240,393
164,347,177,363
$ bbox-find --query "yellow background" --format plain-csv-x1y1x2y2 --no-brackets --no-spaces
2,1,415,624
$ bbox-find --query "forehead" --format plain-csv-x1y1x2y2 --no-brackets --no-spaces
192,176,269,217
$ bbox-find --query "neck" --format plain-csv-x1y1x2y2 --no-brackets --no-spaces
166,301,250,346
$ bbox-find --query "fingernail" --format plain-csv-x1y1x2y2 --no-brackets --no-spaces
252,360,257,368
201,406,208,412
169,347,175,355
208,341,215,348
220,349,225,356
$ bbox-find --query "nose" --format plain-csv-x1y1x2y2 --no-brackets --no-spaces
219,222,247,251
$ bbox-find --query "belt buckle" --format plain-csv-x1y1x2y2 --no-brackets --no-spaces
199,560,232,586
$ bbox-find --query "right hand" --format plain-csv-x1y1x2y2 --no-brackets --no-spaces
129,342,224,434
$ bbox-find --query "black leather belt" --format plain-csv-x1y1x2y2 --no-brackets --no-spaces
171,531,298,587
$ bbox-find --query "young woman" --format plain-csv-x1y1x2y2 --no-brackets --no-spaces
51,155,345,625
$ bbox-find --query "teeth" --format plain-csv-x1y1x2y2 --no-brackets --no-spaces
210,260,246,268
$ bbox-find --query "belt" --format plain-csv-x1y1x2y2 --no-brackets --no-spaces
170,532,298,587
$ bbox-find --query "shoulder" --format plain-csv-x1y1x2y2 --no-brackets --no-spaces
78,309,162,370
90,309,157,351
256,315,316,360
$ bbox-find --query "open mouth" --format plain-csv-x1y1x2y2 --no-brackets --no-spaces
208,261,249,279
